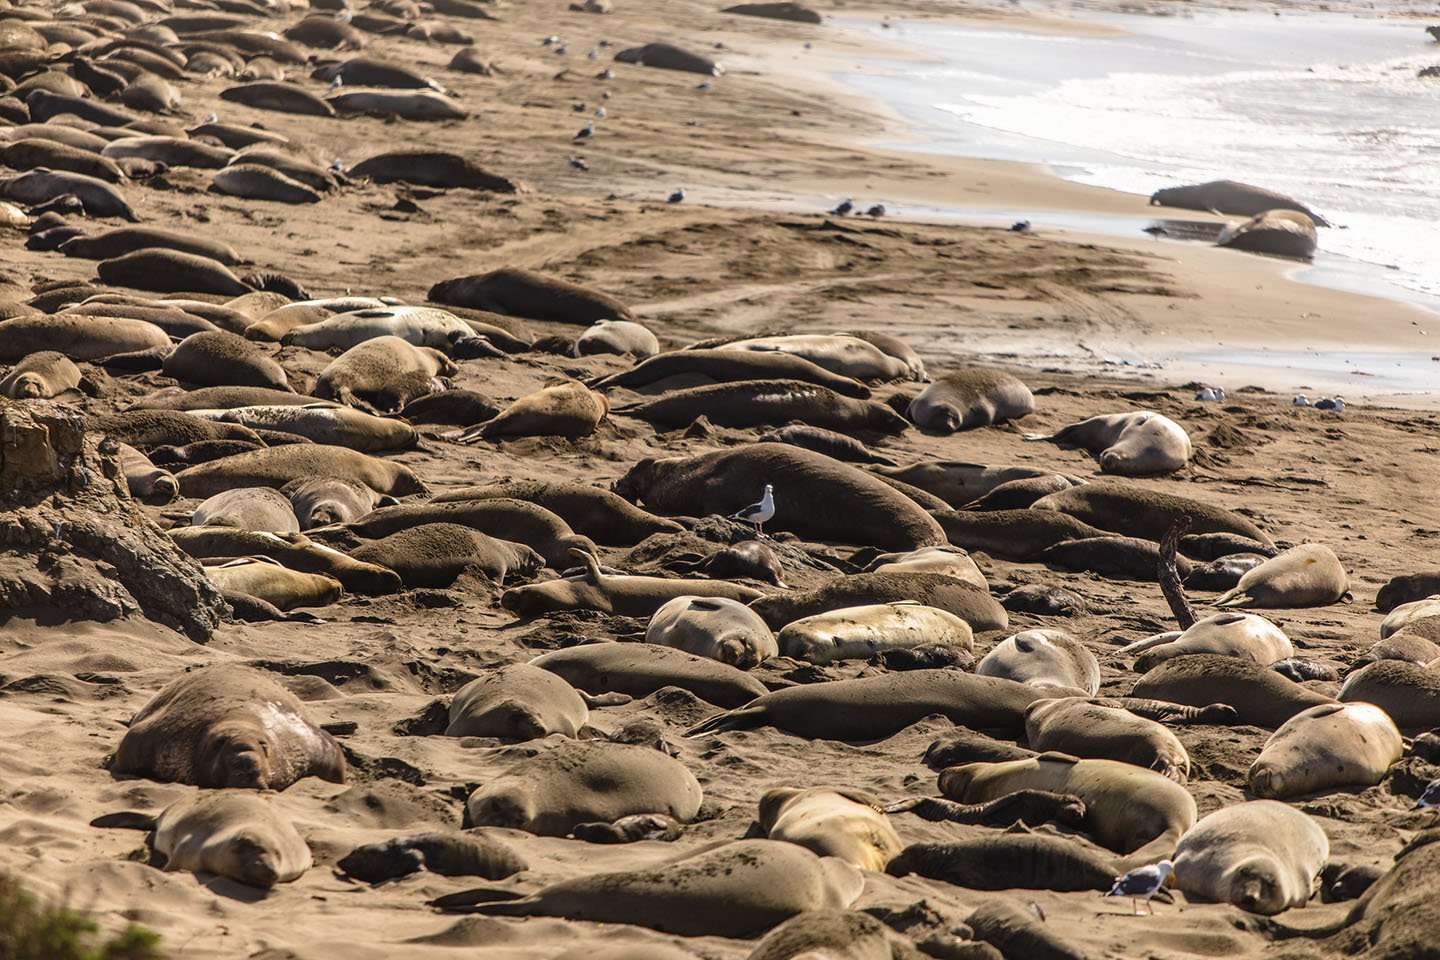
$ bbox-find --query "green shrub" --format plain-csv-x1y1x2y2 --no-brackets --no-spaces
0,875,163,960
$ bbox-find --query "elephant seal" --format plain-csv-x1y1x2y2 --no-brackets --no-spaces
122,792,313,888
1248,702,1402,799
1338,660,1440,729
575,319,658,358
429,266,633,324
219,81,335,116
976,629,1099,696
0,351,83,399
615,444,945,550
665,540,788,587
1025,698,1190,782
348,151,524,192
1123,612,1293,672
465,740,701,836
686,670,1047,741
192,487,301,533
452,379,608,441
163,331,289,390
777,602,974,664
204,558,343,610
131,385,320,412
962,474,1080,510
1040,536,1191,582
168,526,401,595
338,831,526,883
446,663,588,740
281,477,391,528
1180,532,1280,561
430,480,684,545
935,509,1105,561
723,1,823,22
757,786,902,871
647,596,778,669
1027,411,1191,475
1185,553,1269,591
1172,801,1328,914
868,545,985,586
99,134,234,169
747,911,924,960
98,250,253,296
1132,654,1335,728
176,444,427,497
906,368,1033,432
1031,482,1274,546
400,389,501,426
709,334,911,381
614,42,725,76
1003,583,1088,616
351,523,544,588
58,226,242,264
313,335,457,413
591,348,870,398
501,549,764,617
1217,209,1318,260
1214,543,1350,608
343,498,592,569
965,900,1085,960
0,314,169,362
531,641,767,707
1376,571,1440,613
112,664,346,789
0,138,126,183
887,834,1119,891
938,754,1197,867
433,840,861,937
91,409,262,449
759,425,896,465
1149,180,1331,226
0,168,138,220
192,405,416,452
873,461,1072,508
1350,631,1440,672
281,306,484,352
329,90,467,120
1379,596,1440,639
614,380,907,434
118,443,179,503
750,572,1005,632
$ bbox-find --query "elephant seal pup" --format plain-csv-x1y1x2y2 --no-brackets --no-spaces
976,629,1100,696
118,443,179,503
192,486,301,533
338,831,526,883
0,314,169,362
1,351,82,398
777,602,974,665
98,250,253,296
351,523,544,588
1150,179,1330,225
750,572,1006,633
873,461,1071,507
1132,654,1335,728
1180,532,1280,561
1003,583,1089,616
647,596,778,669
176,444,428,497
465,740,701,836
1025,698,1190,782
1214,543,1350,608
747,911,925,960
868,545,986,587
906,368,1033,432
429,266,634,324
1040,536,1192,582
1028,411,1192,475
757,786,902,871
531,641,767,707
446,662,588,740
329,90,467,120
204,558,343,610
1218,209,1318,260
938,754,1197,867
665,540,788,587
887,834,1119,891
452,379,608,441
759,424,896,465
1338,660,1440,729
433,840,861,937
962,474,1080,511
430,480,683,545
1031,482,1274,545
1172,801,1328,914
313,335,457,413
1186,553,1269,591
1376,571,1440,613
575,318,658,358
113,664,346,789
1123,612,1293,672
614,445,946,551
591,348,870,398
282,477,392,528
502,549,764,617
191,405,417,453
686,670,1047,741
935,509,1105,561
1248,702,1402,799
613,380,907,434
347,151,524,192
344,498,592,569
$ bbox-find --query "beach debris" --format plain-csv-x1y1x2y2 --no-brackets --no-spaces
830,197,854,216
731,483,775,536
668,188,685,203
1195,386,1225,402
1106,859,1174,915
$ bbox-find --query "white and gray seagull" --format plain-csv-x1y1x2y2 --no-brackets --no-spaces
731,484,775,536
1105,859,1173,915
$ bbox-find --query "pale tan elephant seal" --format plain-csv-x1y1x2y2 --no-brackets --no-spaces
1379,596,1440,639
450,378,608,442
501,549,764,618
1172,800,1328,914
776,602,974,665
312,335,457,413
712,334,911,381
1024,698,1190,783
1248,702,1402,799
646,595,778,670
118,442,178,503
1214,544,1350,608
153,791,311,887
1338,660,1440,729
867,545,986,588
575,318,659,358
191,486,301,533
975,629,1099,696
281,476,392,528
757,786,903,871
175,443,428,497
1121,612,1293,672
906,368,1033,432
446,662,588,741
203,557,342,610
1,350,82,398
1027,410,1191,475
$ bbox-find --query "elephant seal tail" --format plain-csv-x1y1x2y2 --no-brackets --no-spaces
684,705,764,738
428,887,530,913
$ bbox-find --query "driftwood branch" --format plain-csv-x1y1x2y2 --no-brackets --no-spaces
1158,516,1196,629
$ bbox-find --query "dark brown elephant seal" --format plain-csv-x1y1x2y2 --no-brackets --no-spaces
431,480,683,545
591,348,871,398
176,444,427,498
112,664,346,789
722,2,823,23
1149,180,1330,226
344,498,593,569
219,81,335,116
338,831,526,883
58,226,242,264
163,330,290,390
906,368,1033,432
446,662,588,740
501,549,765,617
98,249,254,296
934,508,1104,561
966,900,1085,960
1180,532,1279,561
613,42,725,76
349,151,524,192
429,266,633,324
872,461,1069,507
531,640,767,707
962,474,1079,510
1,351,82,398
759,425,896,465
1132,654,1334,728
1377,571,1440,613
749,572,1007,632
350,523,544,588
90,409,262,448
1040,536,1192,581
168,526,402,595
1031,482,1273,545
887,834,1119,891
1338,660,1440,729
0,138,126,183
614,445,946,550
613,380,908,433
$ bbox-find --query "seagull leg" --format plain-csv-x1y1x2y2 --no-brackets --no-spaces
1147,899,1156,916
1132,898,1140,916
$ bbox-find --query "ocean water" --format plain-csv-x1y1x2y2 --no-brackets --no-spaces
840,11,1440,309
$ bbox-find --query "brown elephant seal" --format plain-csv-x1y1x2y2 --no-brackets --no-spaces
329,90,467,120
338,831,525,884
431,481,683,546
58,226,242,264
168,526,402,595
746,911,925,960
1027,411,1191,475
1185,553,1269,591
446,663,588,740
451,379,608,442
1218,209,1318,260
1,351,82,398
0,168,138,220
906,368,1033,432
91,409,262,449
647,595,778,669
777,602,974,665
190,405,416,452
99,134,234,169
344,498,592,569
1031,482,1273,545
192,486,301,533
707,334,911,382
1376,571,1440,613
204,557,343,610
1040,535,1192,582
1379,596,1440,639
0,138,126,183
400,389,501,426
0,314,169,362
1180,532,1280,561
465,740,701,836
433,840,861,937
1172,801,1328,914
938,754,1197,867
282,477,392,528
429,266,633,324
750,572,1006,632
176,444,428,497
531,640,767,707
965,900,1085,960
1003,583,1088,616
723,1,823,22
1149,180,1330,226
348,151,524,192
591,348,871,398
614,380,908,434
868,545,985,586
757,786,902,871
962,474,1080,510
351,523,544,588
1214,543,1350,608
873,461,1071,507
131,385,319,412
686,670,1047,741
935,508,1105,561
501,549,765,617
759,425,896,465
1350,631,1440,672
1025,698,1190,782
887,833,1119,891
665,540,789,588
1132,654,1335,728
313,335,457,413
976,629,1099,696
1338,660,1440,729
575,318,658,358
614,41,725,76
116,442,178,503
1122,612,1293,672
1248,702,1402,799
113,664,346,789
614,445,946,551
98,250,254,296
219,81,335,116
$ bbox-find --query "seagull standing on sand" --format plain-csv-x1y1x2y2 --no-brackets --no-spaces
1106,859,1173,915
865,203,886,217
731,484,775,536
1415,777,1440,808
831,197,854,216
1315,395,1346,412
1195,386,1225,402
667,187,685,204
574,122,594,140
1293,394,1311,407
567,155,590,171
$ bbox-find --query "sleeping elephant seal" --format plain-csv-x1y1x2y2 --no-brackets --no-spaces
150,791,312,887
168,526,402,596
868,545,986,587
614,444,946,551
192,486,301,533
1172,801,1328,915
906,368,1033,432
962,473,1080,511
204,557,343,610
191,404,417,452
1217,209,1318,260
1248,702,1403,799
613,41,725,76
613,380,908,434
872,461,1070,508
446,663,588,741
451,379,608,441
590,348,871,398
350,523,544,588
1376,571,1440,613
1338,660,1440,729
711,334,911,381
1,351,82,398
749,572,1005,633
98,250,254,296
0,314,170,362
757,786,902,871
1379,596,1440,639
976,629,1099,696
1149,180,1330,226
1039,535,1188,582
531,640,768,707
685,670,1047,741
938,754,1197,868
1123,612,1293,672
428,266,634,324
281,477,392,528
935,508,1105,561
465,740,701,836
575,318,658,358
176,444,428,497
344,498,592,570
163,331,290,390
1214,544,1350,609
430,480,684,545
432,840,861,937
1132,654,1335,728
1031,482,1273,546
886,833,1119,892
112,664,346,789
759,425,896,465
313,335,457,413
747,911,926,960
776,602,974,665
1027,411,1191,475
118,443,178,503
1024,698,1190,783
647,595,778,669
501,549,764,617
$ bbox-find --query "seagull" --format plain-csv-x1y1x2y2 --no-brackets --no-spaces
567,155,590,171
864,203,886,217
667,187,685,203
203,112,218,124
1314,395,1346,412
555,44,568,55
542,35,560,46
1195,386,1225,402
330,76,343,90
574,122,594,140
573,102,588,112
697,81,713,91
1292,394,1312,407
1143,224,1169,238
1106,859,1173,915
1011,220,1032,233
594,106,606,118
1416,778,1440,808
730,484,775,536
587,47,599,59
597,68,615,80
329,159,344,173
830,197,853,216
